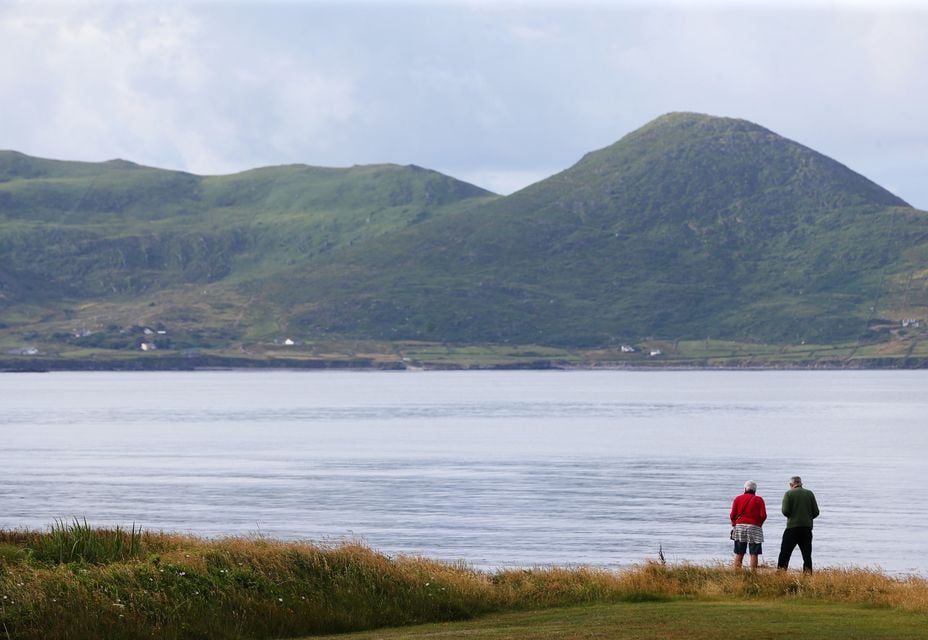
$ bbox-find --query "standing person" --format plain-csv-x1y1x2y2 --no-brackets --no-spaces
730,480,767,571
777,476,820,573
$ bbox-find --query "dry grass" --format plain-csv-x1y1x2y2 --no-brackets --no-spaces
489,561,928,611
615,562,928,610
1,526,927,639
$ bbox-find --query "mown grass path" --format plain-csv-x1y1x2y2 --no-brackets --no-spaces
311,600,928,640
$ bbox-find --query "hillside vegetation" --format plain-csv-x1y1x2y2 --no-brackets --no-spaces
267,113,927,347
2,112,927,366
1,524,927,639
0,153,493,300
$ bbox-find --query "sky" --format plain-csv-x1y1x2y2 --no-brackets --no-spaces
1,0,926,207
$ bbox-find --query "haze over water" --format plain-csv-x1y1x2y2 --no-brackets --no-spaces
2,370,925,574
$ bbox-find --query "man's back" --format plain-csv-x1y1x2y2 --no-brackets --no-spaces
781,486,820,529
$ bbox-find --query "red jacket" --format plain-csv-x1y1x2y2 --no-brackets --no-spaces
730,493,767,527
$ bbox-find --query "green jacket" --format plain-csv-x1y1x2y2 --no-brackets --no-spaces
781,487,820,529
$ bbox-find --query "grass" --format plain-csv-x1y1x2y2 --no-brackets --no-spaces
309,600,928,640
2,523,928,639
30,518,144,565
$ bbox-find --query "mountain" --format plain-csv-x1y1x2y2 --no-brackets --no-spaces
1,113,927,361
253,112,927,346
0,151,495,301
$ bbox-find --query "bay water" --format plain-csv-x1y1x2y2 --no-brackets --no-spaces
1,370,925,574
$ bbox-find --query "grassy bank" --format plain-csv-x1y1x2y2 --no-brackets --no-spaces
1,522,927,639
312,600,928,640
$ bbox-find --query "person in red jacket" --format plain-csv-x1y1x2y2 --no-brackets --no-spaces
730,480,767,571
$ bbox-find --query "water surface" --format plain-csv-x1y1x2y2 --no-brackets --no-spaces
1,370,925,574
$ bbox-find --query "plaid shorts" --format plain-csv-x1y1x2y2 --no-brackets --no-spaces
732,524,764,555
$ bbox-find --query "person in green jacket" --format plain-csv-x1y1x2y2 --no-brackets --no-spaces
777,476,820,573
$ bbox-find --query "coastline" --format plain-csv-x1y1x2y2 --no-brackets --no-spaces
3,354,928,372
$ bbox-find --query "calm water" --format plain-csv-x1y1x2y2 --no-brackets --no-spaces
1,370,926,574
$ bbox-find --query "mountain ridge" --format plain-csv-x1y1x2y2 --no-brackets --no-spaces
261,111,923,346
1,113,926,362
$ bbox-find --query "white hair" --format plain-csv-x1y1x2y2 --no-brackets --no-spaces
744,480,757,493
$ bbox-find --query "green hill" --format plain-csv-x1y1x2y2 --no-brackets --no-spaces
2,113,927,365
0,152,495,300
255,113,927,346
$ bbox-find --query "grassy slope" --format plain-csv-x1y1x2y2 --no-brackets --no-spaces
0,153,495,298
270,113,928,347
2,525,928,640
3,112,928,359
313,601,928,640
0,151,497,349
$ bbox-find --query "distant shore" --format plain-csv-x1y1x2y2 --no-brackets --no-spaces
3,354,928,372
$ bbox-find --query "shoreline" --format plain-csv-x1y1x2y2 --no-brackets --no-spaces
4,354,928,372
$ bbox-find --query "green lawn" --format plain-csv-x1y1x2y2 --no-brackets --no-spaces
310,600,928,640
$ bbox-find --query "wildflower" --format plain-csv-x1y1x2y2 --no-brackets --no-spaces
278,598,284,602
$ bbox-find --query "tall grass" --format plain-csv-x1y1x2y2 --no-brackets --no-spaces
1,524,926,639
30,518,144,565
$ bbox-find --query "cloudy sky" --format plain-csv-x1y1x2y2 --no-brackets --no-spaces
1,0,926,207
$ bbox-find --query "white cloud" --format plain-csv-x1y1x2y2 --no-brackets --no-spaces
0,2,361,173
507,23,559,42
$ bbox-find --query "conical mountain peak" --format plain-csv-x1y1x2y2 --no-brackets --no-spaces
524,112,910,226
282,112,920,347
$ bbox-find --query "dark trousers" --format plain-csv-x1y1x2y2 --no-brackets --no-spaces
778,526,813,572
